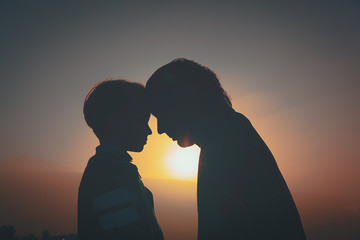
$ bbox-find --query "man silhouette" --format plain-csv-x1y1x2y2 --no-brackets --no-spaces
146,58,307,240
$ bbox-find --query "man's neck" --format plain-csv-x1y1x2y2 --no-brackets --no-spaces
193,108,238,148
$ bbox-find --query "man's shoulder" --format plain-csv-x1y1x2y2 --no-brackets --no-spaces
203,112,265,163
231,112,253,131
212,112,253,147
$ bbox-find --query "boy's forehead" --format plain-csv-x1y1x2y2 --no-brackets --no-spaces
131,97,151,115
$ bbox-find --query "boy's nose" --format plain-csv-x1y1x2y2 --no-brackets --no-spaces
157,121,165,134
146,125,152,135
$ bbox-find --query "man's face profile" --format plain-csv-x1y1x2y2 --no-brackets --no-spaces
150,92,195,148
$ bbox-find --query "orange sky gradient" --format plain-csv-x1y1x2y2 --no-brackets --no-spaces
1,1,360,239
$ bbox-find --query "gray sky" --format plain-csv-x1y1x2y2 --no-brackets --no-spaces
1,0,360,200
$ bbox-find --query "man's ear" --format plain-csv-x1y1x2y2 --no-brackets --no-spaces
176,86,202,112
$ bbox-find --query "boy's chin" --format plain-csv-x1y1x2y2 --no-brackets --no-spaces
128,145,145,152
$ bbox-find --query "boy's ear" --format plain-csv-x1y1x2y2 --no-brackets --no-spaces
106,112,124,129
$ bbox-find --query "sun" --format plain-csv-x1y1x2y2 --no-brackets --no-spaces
165,145,201,180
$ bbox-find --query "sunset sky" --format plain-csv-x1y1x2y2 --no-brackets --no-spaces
1,0,360,238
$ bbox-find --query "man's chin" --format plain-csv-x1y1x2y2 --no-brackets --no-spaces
177,138,195,148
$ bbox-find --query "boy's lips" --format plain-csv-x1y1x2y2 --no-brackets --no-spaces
140,138,148,145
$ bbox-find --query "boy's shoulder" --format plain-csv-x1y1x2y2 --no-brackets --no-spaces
81,153,140,193
87,153,129,169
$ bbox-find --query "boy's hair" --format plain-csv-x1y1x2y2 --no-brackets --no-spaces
83,79,145,137
146,58,232,108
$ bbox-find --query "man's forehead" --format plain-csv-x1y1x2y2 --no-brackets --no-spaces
149,94,176,115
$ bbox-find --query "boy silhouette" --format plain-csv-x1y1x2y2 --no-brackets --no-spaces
78,79,164,240
146,59,307,240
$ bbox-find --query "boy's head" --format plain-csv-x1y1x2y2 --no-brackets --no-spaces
84,79,152,152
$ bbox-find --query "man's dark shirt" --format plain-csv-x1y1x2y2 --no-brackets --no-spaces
197,112,307,239
78,145,164,240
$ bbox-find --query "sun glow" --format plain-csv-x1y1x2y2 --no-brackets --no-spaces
165,145,201,180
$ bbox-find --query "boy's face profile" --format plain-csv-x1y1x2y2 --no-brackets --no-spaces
109,100,152,152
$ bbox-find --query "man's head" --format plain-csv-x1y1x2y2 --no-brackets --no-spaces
84,79,152,152
146,58,231,147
